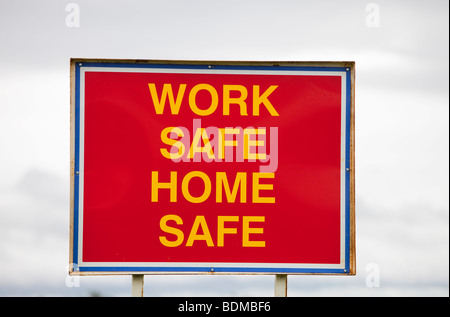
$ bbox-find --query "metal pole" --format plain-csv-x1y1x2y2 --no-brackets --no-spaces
131,274,144,297
274,274,287,297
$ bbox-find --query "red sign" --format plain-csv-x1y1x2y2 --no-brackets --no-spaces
70,60,355,275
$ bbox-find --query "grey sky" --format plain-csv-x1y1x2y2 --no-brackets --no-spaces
0,0,448,296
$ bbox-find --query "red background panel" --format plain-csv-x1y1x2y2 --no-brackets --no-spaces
82,71,341,264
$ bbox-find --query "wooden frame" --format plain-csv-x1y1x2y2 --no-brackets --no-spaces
69,59,355,276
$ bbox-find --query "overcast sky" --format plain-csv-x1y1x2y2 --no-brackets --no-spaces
0,0,448,297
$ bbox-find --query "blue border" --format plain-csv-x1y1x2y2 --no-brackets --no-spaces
75,60,349,73
78,266,345,274
73,63,81,266
72,62,352,275
345,67,352,274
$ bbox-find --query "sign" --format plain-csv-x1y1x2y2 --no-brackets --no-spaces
69,59,355,275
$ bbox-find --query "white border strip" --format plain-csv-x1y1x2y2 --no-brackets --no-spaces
77,66,347,271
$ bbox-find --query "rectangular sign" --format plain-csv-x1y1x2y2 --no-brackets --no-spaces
69,59,355,275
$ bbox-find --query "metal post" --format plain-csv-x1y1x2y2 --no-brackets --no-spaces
274,274,287,297
131,274,144,297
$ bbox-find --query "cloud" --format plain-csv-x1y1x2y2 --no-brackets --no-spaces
0,0,448,297
0,168,69,295
0,167,447,296
355,87,449,211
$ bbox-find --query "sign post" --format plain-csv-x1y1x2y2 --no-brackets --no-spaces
131,274,144,297
275,274,288,297
69,59,355,295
